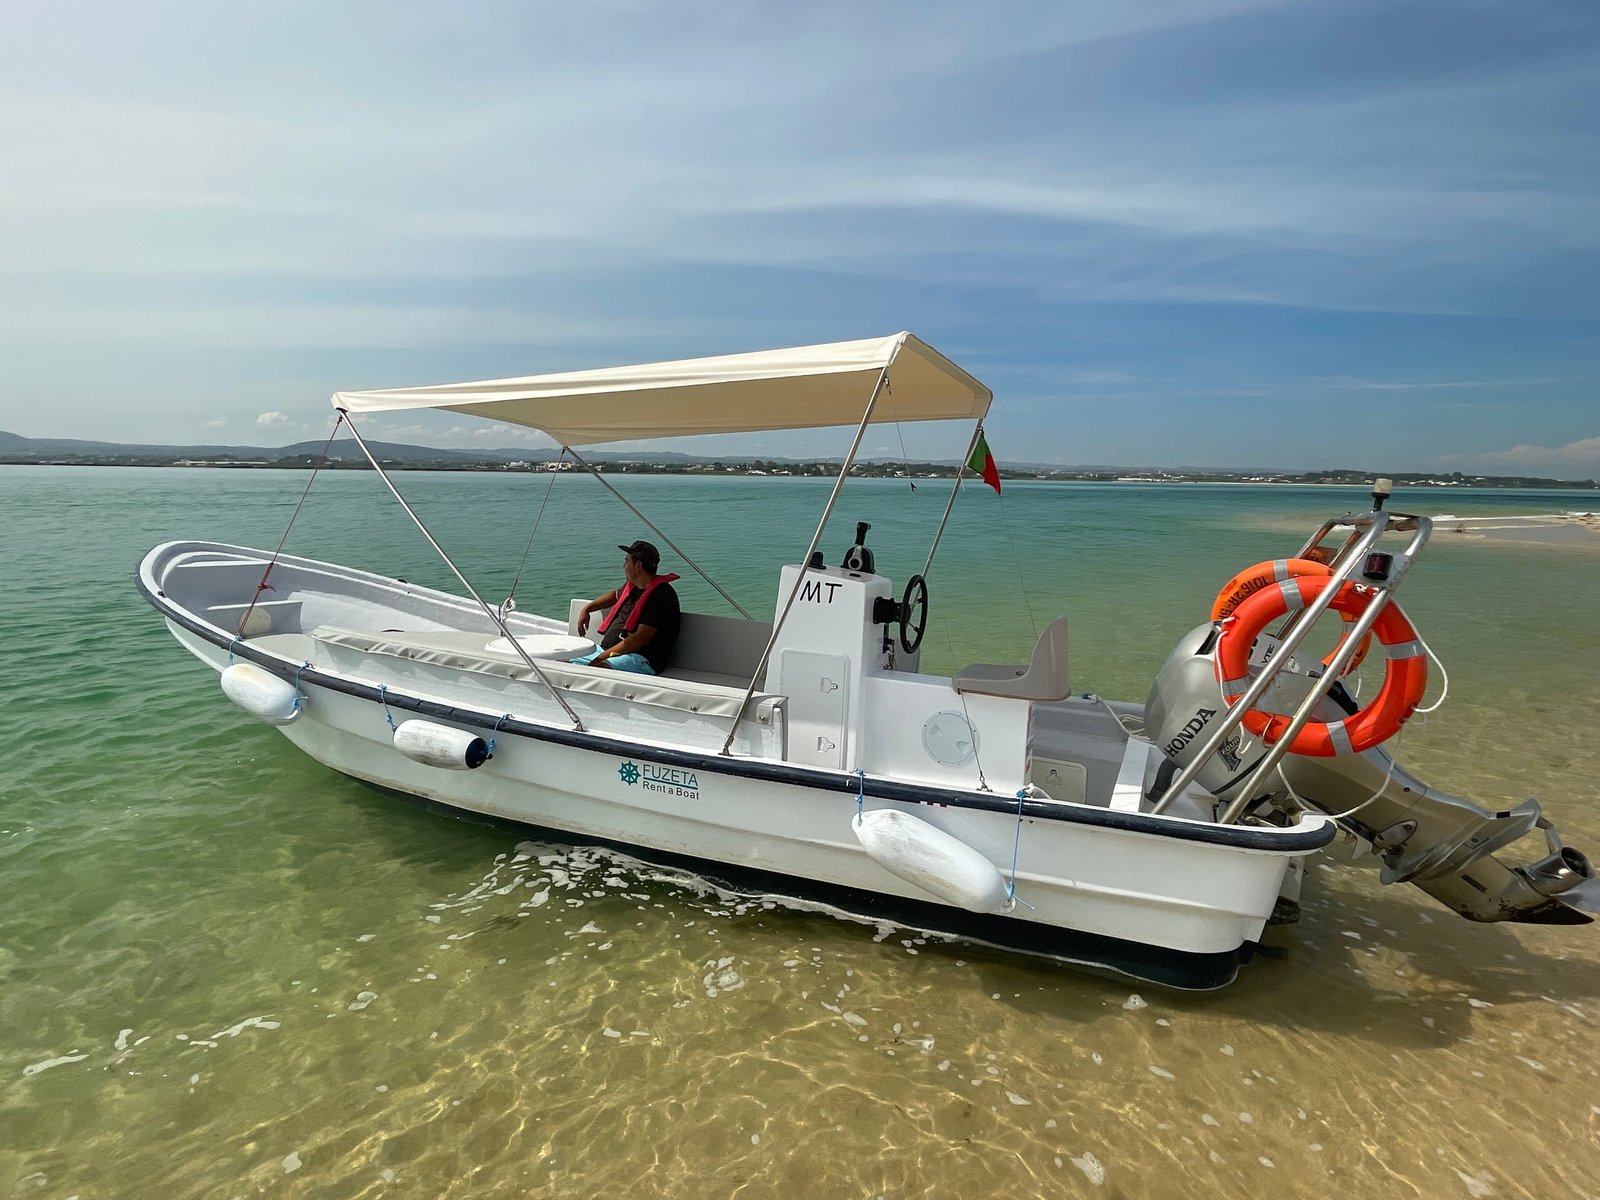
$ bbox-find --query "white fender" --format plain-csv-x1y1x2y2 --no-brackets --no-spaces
852,808,1011,913
393,720,489,770
220,662,302,725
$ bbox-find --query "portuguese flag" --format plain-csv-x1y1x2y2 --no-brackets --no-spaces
967,431,1002,494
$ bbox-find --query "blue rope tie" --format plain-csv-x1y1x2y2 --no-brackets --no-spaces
377,684,398,732
486,713,511,760
1007,789,1035,911
290,661,310,712
226,636,242,665
854,769,866,824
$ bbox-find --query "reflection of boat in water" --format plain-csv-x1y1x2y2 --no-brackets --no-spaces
136,334,1597,990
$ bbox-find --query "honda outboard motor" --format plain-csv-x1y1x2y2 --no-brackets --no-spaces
1146,622,1596,926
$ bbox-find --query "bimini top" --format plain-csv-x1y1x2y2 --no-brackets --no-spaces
331,332,990,447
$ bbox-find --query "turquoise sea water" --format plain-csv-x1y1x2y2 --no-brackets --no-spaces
2,465,1597,1198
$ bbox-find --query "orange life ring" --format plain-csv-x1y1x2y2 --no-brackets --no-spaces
1214,575,1427,757
1211,558,1370,674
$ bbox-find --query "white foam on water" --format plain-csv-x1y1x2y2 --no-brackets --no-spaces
842,1012,867,1027
1515,1057,1545,1071
1219,1044,1235,1056
1468,997,1493,1008
22,1053,87,1077
212,1016,281,1039
1070,1152,1104,1185
1148,1066,1175,1080
1122,994,1147,1010
1258,1157,1275,1168
1454,1169,1493,1198
603,1028,621,1039
282,1152,301,1174
1006,1092,1031,1106
347,992,377,1013
1201,1114,1220,1127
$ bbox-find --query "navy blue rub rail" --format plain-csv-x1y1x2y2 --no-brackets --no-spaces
138,570,1335,856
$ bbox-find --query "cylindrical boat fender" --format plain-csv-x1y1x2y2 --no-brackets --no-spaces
852,808,1011,913
220,662,303,726
392,719,490,770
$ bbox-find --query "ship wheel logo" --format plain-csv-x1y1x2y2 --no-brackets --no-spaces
617,761,641,786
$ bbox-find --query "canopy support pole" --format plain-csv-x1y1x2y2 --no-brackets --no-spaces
338,412,586,731
719,364,892,756
921,422,983,579
563,445,753,620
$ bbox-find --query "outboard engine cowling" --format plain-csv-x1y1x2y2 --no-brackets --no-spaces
1144,621,1596,926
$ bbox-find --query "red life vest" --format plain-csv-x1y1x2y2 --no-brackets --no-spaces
597,574,680,635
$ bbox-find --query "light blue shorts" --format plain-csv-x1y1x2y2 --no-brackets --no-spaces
570,647,657,675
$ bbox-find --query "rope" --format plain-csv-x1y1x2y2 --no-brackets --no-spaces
1411,624,1451,716
992,496,1043,649
226,636,242,665
956,692,991,792
486,713,512,760
503,451,566,615
1273,730,1401,822
1006,790,1036,910
853,769,866,824
377,684,399,732
237,413,343,638
881,375,918,497
291,661,310,712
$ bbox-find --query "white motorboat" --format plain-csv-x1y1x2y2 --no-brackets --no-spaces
136,333,1596,989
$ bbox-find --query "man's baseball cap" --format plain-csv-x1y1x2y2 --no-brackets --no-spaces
618,540,660,571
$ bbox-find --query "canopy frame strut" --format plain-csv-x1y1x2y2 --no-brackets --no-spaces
338,412,586,731
719,365,893,756
921,422,984,579
562,445,752,620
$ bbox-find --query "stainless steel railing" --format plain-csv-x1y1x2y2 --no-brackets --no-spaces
1149,486,1433,823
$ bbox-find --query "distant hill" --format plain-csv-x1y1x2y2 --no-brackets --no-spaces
0,430,738,466
2,430,1594,487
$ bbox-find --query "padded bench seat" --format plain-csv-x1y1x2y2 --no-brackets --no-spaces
310,624,784,723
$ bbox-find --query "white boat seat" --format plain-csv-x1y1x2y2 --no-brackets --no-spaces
567,598,773,687
952,617,1070,702
309,625,784,723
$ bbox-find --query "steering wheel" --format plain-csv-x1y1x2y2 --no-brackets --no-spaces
898,574,929,654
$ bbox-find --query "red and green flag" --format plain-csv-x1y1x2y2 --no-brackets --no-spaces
967,431,1001,494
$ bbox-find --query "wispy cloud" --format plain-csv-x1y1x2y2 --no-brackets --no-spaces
0,0,1595,468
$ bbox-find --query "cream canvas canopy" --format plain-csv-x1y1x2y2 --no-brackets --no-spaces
332,332,990,448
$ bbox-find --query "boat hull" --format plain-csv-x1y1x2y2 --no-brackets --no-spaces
140,541,1335,990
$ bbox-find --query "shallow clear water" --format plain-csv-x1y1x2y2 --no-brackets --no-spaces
2,466,1597,1198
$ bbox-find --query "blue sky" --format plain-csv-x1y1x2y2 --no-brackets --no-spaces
1,0,1597,475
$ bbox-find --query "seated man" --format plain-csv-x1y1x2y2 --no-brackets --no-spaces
572,540,681,674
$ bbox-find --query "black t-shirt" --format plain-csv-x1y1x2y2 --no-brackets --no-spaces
600,581,680,671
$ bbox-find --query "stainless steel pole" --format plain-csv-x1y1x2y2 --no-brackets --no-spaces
719,365,892,756
564,445,752,620
921,423,983,579
339,413,586,731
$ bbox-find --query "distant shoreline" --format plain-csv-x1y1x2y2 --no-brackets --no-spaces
2,459,1596,492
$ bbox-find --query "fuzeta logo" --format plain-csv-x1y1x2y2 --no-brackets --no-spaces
616,759,699,799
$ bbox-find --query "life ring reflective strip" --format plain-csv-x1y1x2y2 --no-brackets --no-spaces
1211,557,1370,674
1214,575,1427,757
